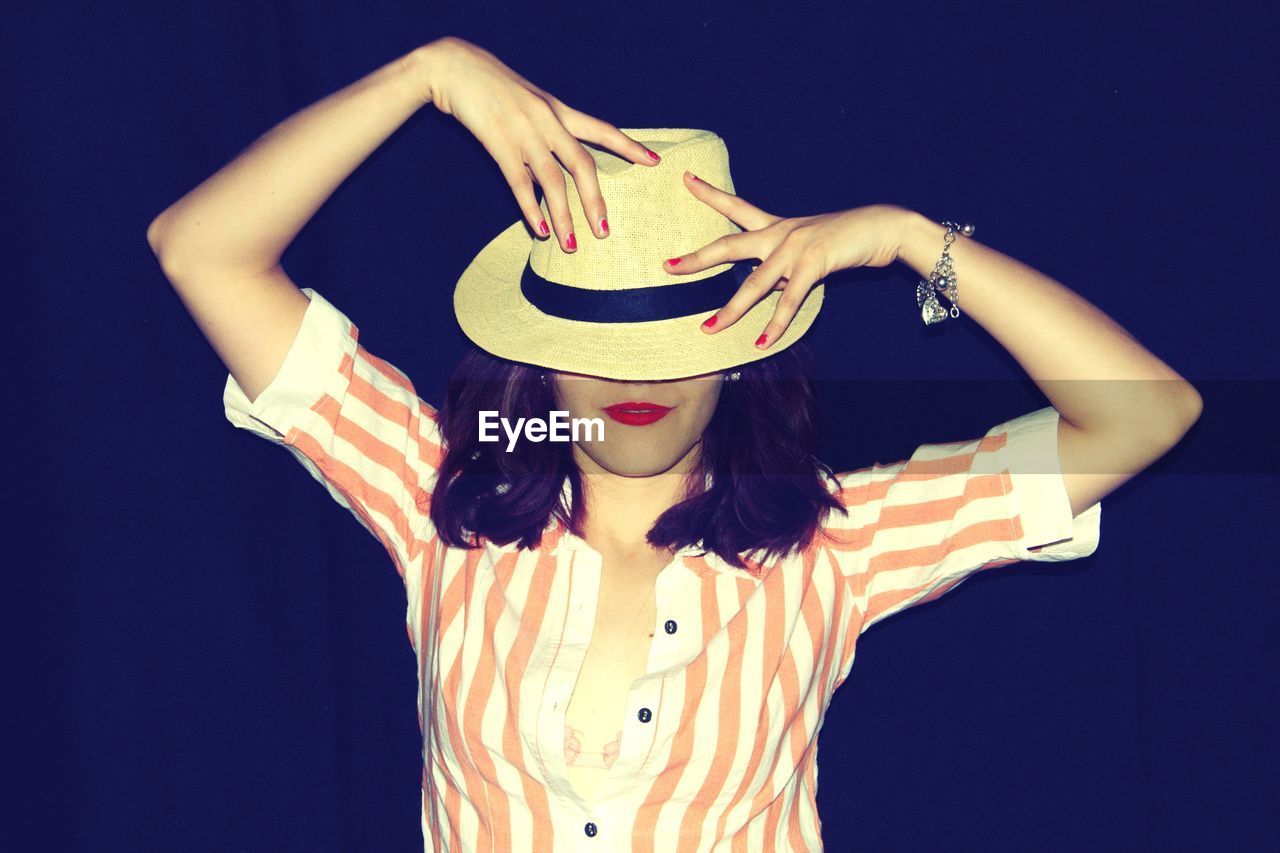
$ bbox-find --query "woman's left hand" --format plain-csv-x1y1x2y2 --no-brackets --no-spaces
662,171,914,348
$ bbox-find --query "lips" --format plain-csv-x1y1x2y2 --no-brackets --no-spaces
601,401,673,426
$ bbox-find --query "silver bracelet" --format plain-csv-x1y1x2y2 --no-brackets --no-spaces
916,220,976,325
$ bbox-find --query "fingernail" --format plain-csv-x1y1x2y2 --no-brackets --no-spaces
646,149,660,162
690,173,701,182
566,232,577,250
702,314,718,328
600,217,609,236
666,257,682,266
755,333,769,348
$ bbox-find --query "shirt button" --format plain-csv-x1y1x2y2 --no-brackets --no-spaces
664,619,678,634
638,707,652,723
584,821,598,837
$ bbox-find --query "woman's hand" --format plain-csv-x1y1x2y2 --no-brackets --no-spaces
661,171,916,348
415,37,659,251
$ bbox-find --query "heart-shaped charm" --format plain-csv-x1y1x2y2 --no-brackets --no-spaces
917,281,949,324
922,298,948,325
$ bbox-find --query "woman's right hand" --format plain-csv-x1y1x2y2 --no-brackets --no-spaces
412,37,660,252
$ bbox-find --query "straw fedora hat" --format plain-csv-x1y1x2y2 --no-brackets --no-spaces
452,127,826,381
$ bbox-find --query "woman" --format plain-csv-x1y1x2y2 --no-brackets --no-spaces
147,36,1201,852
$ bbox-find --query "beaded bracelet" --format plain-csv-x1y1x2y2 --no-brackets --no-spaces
916,220,976,325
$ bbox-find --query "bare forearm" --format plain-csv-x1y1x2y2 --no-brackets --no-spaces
894,210,1202,436
148,45,434,277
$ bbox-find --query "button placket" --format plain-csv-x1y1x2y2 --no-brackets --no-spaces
631,565,682,744
653,564,689,661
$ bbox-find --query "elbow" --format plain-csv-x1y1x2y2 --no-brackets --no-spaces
146,210,170,257
147,211,189,281
146,212,173,272
1179,383,1204,432
1182,384,1204,423
1155,383,1203,447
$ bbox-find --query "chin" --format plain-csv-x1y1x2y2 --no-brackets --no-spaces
588,458,681,479
581,446,694,479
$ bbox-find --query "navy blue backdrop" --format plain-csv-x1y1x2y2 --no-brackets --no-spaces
9,1,1277,850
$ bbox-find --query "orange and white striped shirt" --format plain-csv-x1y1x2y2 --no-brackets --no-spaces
223,287,1102,852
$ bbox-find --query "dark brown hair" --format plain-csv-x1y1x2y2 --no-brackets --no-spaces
428,340,847,571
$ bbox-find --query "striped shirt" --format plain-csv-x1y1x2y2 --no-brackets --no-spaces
222,287,1102,852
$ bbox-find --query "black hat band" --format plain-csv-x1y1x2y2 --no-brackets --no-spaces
519,258,756,323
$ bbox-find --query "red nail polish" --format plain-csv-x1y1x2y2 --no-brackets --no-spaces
702,314,718,328
600,218,609,235
566,232,577,250
755,333,768,347
538,219,549,236
647,149,660,161
690,174,701,182
667,257,682,266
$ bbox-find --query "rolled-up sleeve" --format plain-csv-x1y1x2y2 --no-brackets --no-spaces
822,406,1101,636
222,287,445,591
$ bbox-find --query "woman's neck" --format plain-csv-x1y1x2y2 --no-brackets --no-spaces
573,443,701,555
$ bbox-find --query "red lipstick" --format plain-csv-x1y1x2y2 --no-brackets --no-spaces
601,401,673,426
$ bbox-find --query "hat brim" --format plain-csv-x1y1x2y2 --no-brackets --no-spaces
453,220,825,381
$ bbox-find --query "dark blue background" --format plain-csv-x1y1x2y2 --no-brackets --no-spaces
9,1,1277,850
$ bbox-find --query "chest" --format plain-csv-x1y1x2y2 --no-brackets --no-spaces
561,550,667,794
424,541,853,813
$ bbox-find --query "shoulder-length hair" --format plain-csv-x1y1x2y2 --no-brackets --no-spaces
428,340,847,571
